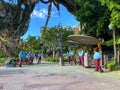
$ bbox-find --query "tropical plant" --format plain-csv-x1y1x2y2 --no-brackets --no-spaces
40,27,74,58
107,60,116,71
107,60,120,71
99,0,120,28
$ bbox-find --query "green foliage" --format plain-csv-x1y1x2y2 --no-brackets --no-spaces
10,58,19,62
104,39,113,46
22,35,41,53
44,56,68,62
0,58,6,64
99,0,120,28
0,50,5,58
13,49,20,58
44,57,59,62
0,57,18,64
74,0,111,40
107,61,116,71
64,55,69,62
40,27,58,49
107,60,120,71
114,65,120,70
40,27,74,54
117,38,120,44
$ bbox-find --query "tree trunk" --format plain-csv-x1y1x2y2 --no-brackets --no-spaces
0,1,35,56
113,28,117,63
52,50,55,58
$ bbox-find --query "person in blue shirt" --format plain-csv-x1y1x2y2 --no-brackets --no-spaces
68,51,71,64
93,48,103,73
37,53,42,64
68,49,75,65
78,49,81,65
30,53,34,65
18,51,24,67
23,51,27,59
26,52,32,65
78,49,85,66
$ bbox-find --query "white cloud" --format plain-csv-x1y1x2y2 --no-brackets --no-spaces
31,9,48,18
31,8,59,19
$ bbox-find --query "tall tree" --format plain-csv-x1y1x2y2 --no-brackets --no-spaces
73,0,112,41
99,0,120,28
40,27,74,58
0,0,79,56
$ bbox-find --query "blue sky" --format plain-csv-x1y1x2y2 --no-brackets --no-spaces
19,2,80,39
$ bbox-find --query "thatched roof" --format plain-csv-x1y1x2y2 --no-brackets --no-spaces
68,35,100,45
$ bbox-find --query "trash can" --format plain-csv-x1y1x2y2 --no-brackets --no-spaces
84,53,91,68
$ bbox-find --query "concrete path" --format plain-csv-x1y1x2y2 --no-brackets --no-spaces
0,62,120,90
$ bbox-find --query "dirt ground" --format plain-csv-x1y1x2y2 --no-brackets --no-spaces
0,62,120,90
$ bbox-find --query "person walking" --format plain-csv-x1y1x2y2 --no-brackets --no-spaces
18,51,24,67
35,53,38,61
26,52,32,65
37,53,42,64
68,49,75,65
78,49,81,65
30,53,34,65
67,51,71,64
93,48,103,73
78,49,85,67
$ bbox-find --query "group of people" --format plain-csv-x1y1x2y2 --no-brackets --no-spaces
18,48,103,73
68,49,84,66
18,51,44,67
68,48,103,73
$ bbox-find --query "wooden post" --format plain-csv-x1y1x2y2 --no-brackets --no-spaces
117,49,120,65
97,42,103,68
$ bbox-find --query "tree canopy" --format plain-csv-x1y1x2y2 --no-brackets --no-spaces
0,0,79,56
99,0,120,28
73,0,112,40
0,0,120,56
40,26,74,57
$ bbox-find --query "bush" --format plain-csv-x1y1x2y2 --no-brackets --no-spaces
107,61,120,71
0,57,18,65
64,56,69,62
0,58,8,66
0,51,5,58
114,65,120,70
44,57,59,62
44,56,69,62
107,61,116,71
0,58,6,64
11,58,19,62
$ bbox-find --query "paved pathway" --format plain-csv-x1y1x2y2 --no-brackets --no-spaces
0,62,120,90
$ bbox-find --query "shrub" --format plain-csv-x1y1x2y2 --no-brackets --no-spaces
64,56,68,62
0,57,18,65
107,61,120,71
0,58,6,64
0,58,8,66
114,65,120,70
44,57,59,62
11,58,19,62
0,51,5,58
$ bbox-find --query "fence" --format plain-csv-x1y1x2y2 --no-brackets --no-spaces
102,51,114,68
